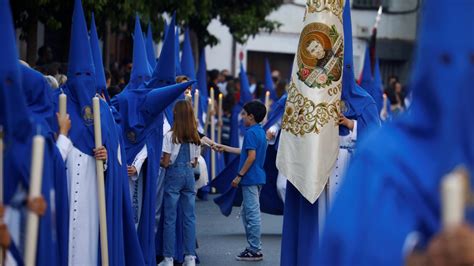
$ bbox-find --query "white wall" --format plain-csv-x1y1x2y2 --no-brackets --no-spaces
206,3,305,74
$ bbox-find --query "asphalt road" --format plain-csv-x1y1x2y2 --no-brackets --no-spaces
195,195,283,266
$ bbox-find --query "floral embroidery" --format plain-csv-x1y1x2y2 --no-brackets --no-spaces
281,81,341,136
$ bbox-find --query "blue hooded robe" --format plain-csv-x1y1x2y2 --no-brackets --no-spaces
281,1,380,265
50,1,144,265
319,0,474,265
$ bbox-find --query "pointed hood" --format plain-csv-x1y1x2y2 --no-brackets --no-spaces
90,12,110,102
143,80,195,117
359,46,374,93
148,13,177,88
130,14,152,86
146,23,157,69
264,58,278,101
239,62,253,106
63,0,100,155
340,0,376,135
196,49,208,126
68,0,95,77
398,0,474,161
0,0,32,142
180,28,196,89
175,26,182,75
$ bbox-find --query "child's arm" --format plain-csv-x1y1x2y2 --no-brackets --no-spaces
232,150,256,187
160,153,171,168
213,144,241,154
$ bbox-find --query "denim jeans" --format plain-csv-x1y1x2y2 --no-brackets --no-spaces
241,185,262,252
163,144,196,257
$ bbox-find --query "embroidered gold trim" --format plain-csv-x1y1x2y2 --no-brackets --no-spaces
306,0,344,20
281,81,341,136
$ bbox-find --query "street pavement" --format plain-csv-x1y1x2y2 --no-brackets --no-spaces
195,195,283,266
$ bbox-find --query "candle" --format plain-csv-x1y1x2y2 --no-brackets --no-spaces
264,91,270,111
59,92,67,117
210,87,215,102
194,90,199,119
92,97,109,266
24,133,45,266
441,170,466,229
217,94,223,144
210,101,216,181
218,93,223,122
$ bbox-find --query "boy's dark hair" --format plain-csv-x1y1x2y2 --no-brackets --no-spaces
243,100,267,123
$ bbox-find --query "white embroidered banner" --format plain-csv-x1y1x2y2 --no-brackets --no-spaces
276,0,344,204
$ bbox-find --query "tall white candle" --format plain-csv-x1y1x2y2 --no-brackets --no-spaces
264,91,270,111
441,170,466,229
24,134,45,266
218,94,223,144
194,89,199,119
210,97,216,181
92,97,109,266
210,87,215,103
264,91,271,123
59,92,67,117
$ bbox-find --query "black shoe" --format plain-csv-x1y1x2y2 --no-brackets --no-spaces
235,249,263,261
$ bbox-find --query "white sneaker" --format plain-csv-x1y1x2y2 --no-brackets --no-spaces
158,257,173,266
183,255,196,266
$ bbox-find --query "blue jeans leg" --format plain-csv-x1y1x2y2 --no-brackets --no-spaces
180,175,196,256
163,175,181,257
241,185,262,252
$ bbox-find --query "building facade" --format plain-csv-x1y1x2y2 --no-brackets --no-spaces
205,0,420,86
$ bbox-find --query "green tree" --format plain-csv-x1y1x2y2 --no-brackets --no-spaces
10,0,283,65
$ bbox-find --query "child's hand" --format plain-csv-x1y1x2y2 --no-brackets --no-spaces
191,159,198,168
94,146,107,161
127,165,137,176
212,144,225,153
27,196,47,216
231,176,241,188
56,113,71,136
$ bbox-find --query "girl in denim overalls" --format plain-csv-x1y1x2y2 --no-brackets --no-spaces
159,100,201,266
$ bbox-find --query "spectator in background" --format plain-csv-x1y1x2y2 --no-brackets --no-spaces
105,69,112,89
385,81,405,116
207,69,222,100
248,73,257,95
271,70,281,87
218,70,229,96
36,45,54,66
233,77,241,104
275,80,288,99
107,85,122,99
387,75,399,90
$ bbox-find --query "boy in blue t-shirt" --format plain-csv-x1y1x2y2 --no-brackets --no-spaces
215,100,267,261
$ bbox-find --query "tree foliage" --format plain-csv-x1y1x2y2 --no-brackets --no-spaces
10,0,283,49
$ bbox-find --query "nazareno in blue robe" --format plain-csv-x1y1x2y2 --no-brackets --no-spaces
319,0,474,265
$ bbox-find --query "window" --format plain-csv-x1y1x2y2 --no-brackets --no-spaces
352,0,383,9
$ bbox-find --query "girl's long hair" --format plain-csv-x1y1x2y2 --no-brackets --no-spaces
171,100,201,145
